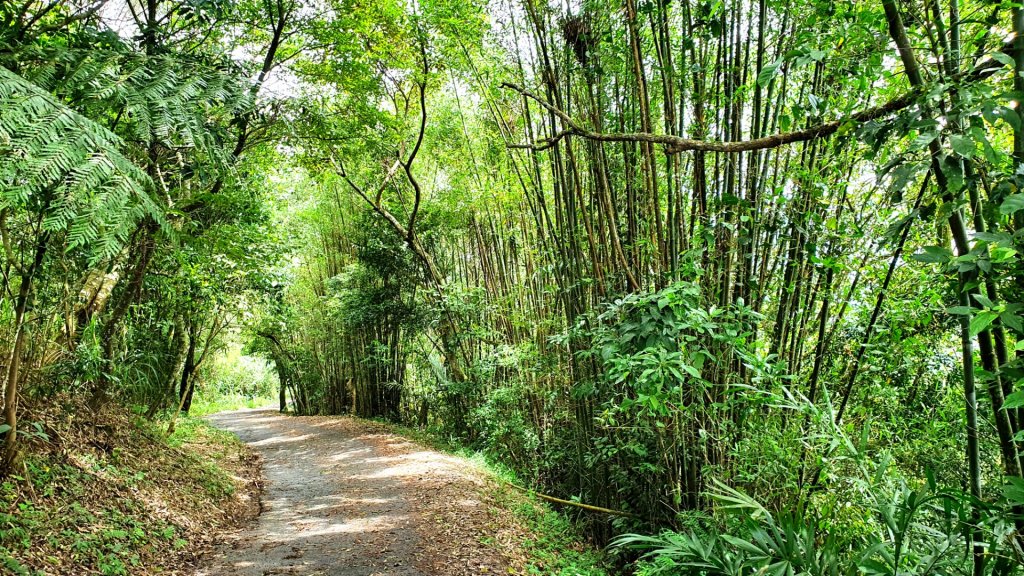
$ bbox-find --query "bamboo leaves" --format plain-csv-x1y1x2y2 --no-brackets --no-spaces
910,246,953,264
757,59,783,88
1001,194,1024,215
950,134,976,158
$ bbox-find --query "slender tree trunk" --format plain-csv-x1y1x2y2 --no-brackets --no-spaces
1,231,48,472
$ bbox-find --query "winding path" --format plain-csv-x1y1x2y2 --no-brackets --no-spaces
195,409,517,576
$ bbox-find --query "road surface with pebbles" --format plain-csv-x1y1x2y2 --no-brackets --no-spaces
194,409,523,576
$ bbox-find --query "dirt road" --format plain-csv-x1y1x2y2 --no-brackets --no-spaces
194,410,519,576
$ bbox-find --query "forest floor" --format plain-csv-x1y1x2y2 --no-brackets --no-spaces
195,409,608,576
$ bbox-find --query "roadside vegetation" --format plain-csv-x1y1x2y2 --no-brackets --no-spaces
0,400,259,575
186,343,279,417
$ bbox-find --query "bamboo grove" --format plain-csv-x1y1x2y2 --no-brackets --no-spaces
4,0,1024,573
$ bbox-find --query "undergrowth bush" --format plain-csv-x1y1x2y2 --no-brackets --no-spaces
617,412,1024,575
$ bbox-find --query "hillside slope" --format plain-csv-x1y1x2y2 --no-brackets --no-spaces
0,398,261,576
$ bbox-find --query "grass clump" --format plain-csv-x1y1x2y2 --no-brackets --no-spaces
508,497,611,576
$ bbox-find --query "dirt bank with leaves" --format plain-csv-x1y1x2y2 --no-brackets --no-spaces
0,399,261,575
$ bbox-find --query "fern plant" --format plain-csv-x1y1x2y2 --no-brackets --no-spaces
6,36,257,193
0,61,168,468
0,64,161,262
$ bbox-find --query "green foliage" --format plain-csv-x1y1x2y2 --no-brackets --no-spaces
0,65,160,262
620,454,1024,576
554,281,782,520
4,0,1024,574
468,379,542,473
189,344,279,416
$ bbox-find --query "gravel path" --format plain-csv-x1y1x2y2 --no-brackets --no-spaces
194,409,519,576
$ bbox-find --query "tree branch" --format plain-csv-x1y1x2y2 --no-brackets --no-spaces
502,81,919,154
404,32,429,244
0,209,27,276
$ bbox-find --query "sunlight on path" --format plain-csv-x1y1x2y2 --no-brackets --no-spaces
195,410,424,576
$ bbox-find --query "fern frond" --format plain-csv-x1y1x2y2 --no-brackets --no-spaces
0,65,161,263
